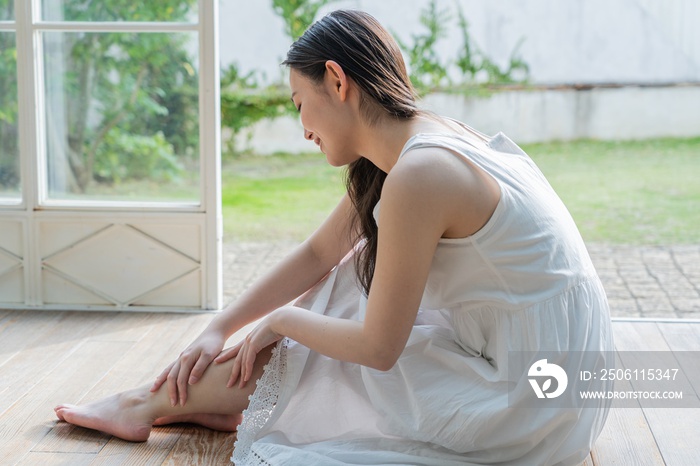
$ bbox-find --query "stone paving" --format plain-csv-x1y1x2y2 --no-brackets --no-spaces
222,241,700,320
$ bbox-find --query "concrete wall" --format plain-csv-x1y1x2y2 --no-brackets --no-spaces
234,84,700,152
422,85,700,143
220,0,700,85
220,0,700,151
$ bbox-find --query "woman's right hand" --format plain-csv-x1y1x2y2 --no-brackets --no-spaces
150,327,227,406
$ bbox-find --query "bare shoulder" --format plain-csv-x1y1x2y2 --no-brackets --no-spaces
383,146,500,239
386,146,470,192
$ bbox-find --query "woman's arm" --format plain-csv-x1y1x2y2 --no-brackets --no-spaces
209,193,357,337
153,194,356,405
230,153,461,385
229,147,500,386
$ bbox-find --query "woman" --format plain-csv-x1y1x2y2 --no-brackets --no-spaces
55,9,614,465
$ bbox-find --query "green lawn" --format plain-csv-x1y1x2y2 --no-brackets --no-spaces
525,138,700,245
222,137,700,244
222,153,346,242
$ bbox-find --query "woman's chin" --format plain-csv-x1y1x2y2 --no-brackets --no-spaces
325,157,344,168
328,151,361,168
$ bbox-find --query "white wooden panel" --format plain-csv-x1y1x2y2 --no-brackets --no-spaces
42,269,112,306
132,269,201,307
38,222,110,258
0,269,24,303
0,221,23,257
0,251,20,276
0,219,25,304
41,223,200,306
132,223,201,261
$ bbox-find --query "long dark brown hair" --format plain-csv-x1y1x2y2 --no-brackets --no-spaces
283,9,420,295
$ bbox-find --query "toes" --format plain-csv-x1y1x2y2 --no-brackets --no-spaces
55,406,68,421
54,404,77,421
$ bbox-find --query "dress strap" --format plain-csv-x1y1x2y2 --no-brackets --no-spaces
441,116,491,143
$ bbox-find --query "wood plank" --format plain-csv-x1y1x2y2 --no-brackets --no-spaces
87,313,217,465
592,403,665,465
611,322,700,466
88,427,188,466
643,407,700,466
587,322,666,465
4,315,693,465
0,340,135,465
657,322,700,351
15,451,97,465
611,322,695,406
612,321,670,351
636,322,700,466
589,345,664,466
0,309,64,367
89,313,215,397
34,313,212,457
0,311,153,462
657,322,700,395
0,311,153,417
0,311,117,416
13,313,159,453
161,427,236,465
93,316,234,466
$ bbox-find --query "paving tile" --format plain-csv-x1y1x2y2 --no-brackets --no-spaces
221,241,699,320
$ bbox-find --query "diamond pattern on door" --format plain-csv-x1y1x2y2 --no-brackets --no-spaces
0,248,21,277
42,268,113,305
39,222,111,258
42,223,201,307
132,269,201,307
0,220,24,304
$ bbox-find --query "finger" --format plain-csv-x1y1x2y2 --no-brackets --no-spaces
151,362,175,392
166,362,181,407
214,347,235,364
243,344,258,384
240,341,253,389
228,347,243,388
177,353,198,406
235,337,249,389
189,351,215,385
215,342,242,364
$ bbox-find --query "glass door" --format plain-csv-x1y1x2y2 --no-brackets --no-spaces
0,0,221,311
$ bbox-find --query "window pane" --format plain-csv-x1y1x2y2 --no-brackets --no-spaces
41,0,197,22
0,0,13,21
43,31,200,203
0,32,19,201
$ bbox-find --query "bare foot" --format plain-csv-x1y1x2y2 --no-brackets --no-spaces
54,390,154,442
153,413,242,432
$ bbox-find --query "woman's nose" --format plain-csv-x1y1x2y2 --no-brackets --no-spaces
304,129,313,140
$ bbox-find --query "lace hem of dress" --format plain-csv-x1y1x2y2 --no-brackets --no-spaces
231,338,289,465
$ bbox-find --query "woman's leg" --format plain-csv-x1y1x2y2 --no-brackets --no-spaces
54,344,275,441
151,412,243,432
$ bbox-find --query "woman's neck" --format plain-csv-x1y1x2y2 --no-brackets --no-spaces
357,114,452,174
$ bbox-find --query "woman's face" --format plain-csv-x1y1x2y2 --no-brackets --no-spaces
289,68,359,167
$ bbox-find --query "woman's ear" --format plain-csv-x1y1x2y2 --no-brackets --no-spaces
325,60,348,101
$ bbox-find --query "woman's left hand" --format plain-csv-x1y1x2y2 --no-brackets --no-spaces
215,310,285,389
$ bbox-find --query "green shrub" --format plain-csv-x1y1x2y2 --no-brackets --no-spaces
95,130,182,184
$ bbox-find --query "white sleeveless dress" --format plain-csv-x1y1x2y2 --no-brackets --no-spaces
232,129,615,466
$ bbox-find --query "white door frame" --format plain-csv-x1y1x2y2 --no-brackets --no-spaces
0,0,222,312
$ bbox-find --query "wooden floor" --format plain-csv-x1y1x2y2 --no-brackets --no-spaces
0,309,698,465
